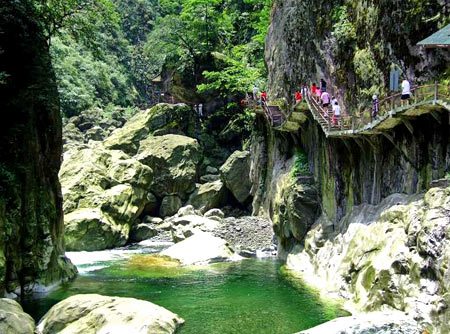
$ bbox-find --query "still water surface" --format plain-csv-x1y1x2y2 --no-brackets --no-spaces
23,243,345,333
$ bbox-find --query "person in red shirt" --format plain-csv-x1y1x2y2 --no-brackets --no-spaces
294,91,302,105
311,83,317,96
261,91,267,103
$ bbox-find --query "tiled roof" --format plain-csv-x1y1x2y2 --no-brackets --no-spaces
417,24,450,48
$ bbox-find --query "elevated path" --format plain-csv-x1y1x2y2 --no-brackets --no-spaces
253,83,450,137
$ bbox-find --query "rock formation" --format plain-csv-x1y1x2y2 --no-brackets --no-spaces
36,294,184,334
0,298,35,334
0,0,76,296
253,1,450,332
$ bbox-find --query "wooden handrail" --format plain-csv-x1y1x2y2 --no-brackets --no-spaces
249,83,449,134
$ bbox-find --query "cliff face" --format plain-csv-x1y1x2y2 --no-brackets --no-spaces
0,2,76,295
252,110,450,237
266,0,449,107
254,1,450,332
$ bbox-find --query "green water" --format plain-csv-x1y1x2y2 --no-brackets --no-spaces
23,252,345,333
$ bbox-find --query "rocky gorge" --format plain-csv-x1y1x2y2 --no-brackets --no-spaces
250,1,450,333
1,0,450,333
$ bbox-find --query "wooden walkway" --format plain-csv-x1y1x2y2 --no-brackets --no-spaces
258,83,450,137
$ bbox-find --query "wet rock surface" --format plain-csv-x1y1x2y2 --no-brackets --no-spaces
285,186,450,333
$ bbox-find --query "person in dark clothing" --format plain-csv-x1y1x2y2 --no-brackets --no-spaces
320,78,327,92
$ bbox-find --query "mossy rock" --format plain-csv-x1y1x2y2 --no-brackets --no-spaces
136,134,202,199
219,151,252,204
187,180,228,211
104,104,196,155
0,299,35,334
64,208,129,251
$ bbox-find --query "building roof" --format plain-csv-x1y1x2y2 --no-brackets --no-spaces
417,24,450,48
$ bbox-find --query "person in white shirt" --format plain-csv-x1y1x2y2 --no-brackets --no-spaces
332,101,341,125
252,85,259,101
401,79,411,105
321,91,331,108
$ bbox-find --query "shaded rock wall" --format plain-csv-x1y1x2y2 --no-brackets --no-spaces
266,0,449,108
0,1,76,295
253,107,450,246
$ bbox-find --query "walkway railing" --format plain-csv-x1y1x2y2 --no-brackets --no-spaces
305,83,449,137
245,83,449,136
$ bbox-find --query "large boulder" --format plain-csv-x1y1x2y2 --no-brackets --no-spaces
130,217,172,243
0,298,35,334
161,232,237,265
136,134,202,198
36,294,184,334
160,195,183,218
272,175,319,246
168,215,221,242
103,104,196,155
64,209,128,251
60,146,153,250
220,150,252,203
187,180,228,211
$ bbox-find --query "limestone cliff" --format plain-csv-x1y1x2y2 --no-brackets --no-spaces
0,1,76,295
253,1,450,332
266,0,449,107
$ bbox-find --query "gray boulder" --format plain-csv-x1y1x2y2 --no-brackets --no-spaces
187,180,228,211
36,294,184,334
136,134,202,199
204,209,225,219
220,151,252,203
60,147,153,251
298,312,420,334
160,195,183,218
0,298,35,334
200,174,220,183
64,209,128,251
161,232,238,265
129,223,158,243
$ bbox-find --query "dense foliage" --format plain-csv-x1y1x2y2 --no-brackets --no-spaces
41,0,272,117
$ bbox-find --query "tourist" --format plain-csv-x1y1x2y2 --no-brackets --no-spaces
252,85,259,101
332,101,341,125
261,91,267,103
301,84,308,99
320,78,327,92
311,83,317,97
372,94,379,120
401,78,411,105
294,90,302,105
331,96,337,105
321,90,331,108
315,87,322,102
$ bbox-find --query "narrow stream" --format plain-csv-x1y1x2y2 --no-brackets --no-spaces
23,242,346,333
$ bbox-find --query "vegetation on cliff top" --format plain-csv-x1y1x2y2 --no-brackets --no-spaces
38,0,271,118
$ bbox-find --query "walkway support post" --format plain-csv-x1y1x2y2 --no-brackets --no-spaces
434,81,439,103
328,112,331,131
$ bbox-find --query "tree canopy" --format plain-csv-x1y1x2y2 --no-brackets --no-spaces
35,0,272,117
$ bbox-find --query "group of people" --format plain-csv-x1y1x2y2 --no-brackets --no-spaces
308,79,341,125
247,76,413,127
194,103,203,118
252,86,267,104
